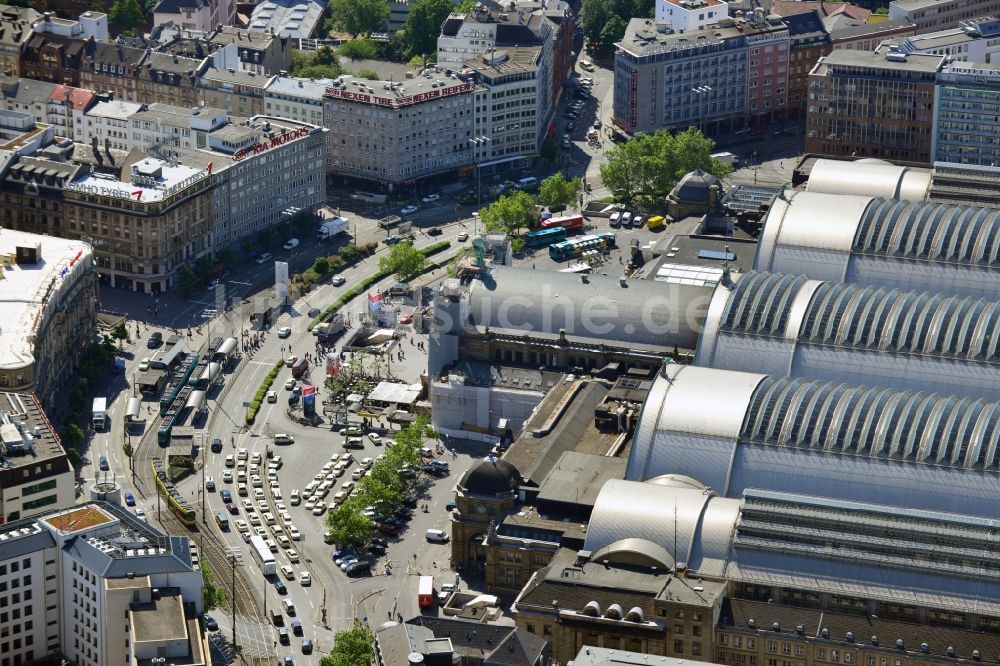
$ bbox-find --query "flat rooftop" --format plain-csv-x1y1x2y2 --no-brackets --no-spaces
635,230,756,281
504,380,624,486
67,159,205,203
88,100,144,120
0,229,92,369
42,505,114,534
323,67,475,103
571,647,728,666
447,360,563,392
535,450,627,509
814,46,944,74
465,45,541,75
619,18,745,56
0,391,67,466
131,590,188,643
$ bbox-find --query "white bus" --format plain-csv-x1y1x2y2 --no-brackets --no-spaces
249,535,276,576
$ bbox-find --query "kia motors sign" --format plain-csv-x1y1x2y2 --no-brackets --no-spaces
233,126,311,162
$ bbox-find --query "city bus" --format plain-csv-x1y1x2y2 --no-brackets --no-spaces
525,227,568,249
418,575,434,608
539,214,584,233
548,232,616,261
250,535,277,576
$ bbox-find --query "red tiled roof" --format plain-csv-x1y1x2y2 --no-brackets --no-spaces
48,84,95,111
772,0,870,20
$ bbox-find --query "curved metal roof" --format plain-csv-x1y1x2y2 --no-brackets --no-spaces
853,198,1000,266
806,158,931,201
798,281,1000,361
741,375,1000,470
585,478,738,571
718,272,808,337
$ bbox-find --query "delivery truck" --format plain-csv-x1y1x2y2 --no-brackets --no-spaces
92,397,107,431
318,217,349,241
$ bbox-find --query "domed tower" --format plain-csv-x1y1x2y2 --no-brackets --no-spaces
451,456,522,574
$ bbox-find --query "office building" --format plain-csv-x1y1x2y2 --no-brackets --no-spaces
806,45,943,163
933,61,1000,165
78,100,143,152
264,74,333,127
756,190,1000,298
889,0,1000,34
0,4,41,77
0,228,97,412
827,18,917,52
180,115,326,251
245,0,324,39
614,19,747,135
322,71,475,186
656,0,729,31
0,389,75,523
895,16,1000,62
127,103,229,159
0,502,206,666
783,11,829,118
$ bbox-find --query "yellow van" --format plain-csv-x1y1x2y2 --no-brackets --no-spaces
647,215,665,230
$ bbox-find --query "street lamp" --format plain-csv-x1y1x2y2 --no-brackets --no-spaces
224,547,243,651
468,136,491,208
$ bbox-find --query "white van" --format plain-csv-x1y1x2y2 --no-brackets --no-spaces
426,529,450,544
514,176,538,192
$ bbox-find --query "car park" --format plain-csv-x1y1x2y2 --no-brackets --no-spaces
278,326,291,338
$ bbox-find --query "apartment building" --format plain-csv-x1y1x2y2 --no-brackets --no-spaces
656,0,729,32
0,4,40,77
78,42,145,103
264,74,332,127
0,78,95,138
322,72,475,186
78,100,143,151
828,18,917,51
744,11,791,120
613,19,748,135
438,5,557,75
806,45,943,163
136,52,204,108
198,67,273,118
129,103,228,158
151,23,292,76
783,11,830,118
180,116,327,250
889,0,1000,33
0,390,75,523
153,0,219,33
933,61,1000,165
0,502,205,666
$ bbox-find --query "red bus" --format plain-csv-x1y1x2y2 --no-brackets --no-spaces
540,215,584,233
418,575,434,608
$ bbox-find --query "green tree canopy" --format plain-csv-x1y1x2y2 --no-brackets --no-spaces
599,127,730,203
202,562,229,612
109,0,144,36
321,623,374,666
479,190,537,237
582,0,654,52
539,172,582,210
339,38,378,61
327,0,389,38
110,320,129,344
404,0,454,58
325,497,373,547
378,241,427,281
599,14,628,53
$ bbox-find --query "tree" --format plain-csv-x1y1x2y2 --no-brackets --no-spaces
404,0,454,58
291,47,343,79
65,446,82,467
109,0,144,35
61,422,84,448
539,172,582,210
356,69,381,80
110,320,129,345
479,190,537,238
599,14,628,53
378,241,427,282
202,562,229,612
321,623,374,666
325,498,373,547
581,0,612,48
178,266,196,294
539,137,557,161
313,256,330,276
327,0,389,38
339,38,378,61
454,0,477,11
358,474,401,514
599,127,729,203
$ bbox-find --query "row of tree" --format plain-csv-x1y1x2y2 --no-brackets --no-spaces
580,0,655,53
326,0,476,59
324,415,437,547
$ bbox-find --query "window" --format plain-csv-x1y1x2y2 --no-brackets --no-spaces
675,640,685,653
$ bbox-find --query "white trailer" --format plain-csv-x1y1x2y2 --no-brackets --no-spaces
92,397,107,431
318,217,349,240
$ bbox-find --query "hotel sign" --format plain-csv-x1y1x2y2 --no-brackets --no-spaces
233,126,311,161
324,82,472,108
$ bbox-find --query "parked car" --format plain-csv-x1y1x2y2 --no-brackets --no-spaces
267,390,277,403
203,615,219,631
138,358,151,371
255,252,273,265
278,326,291,338
421,194,440,203
274,433,294,445
401,205,419,215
